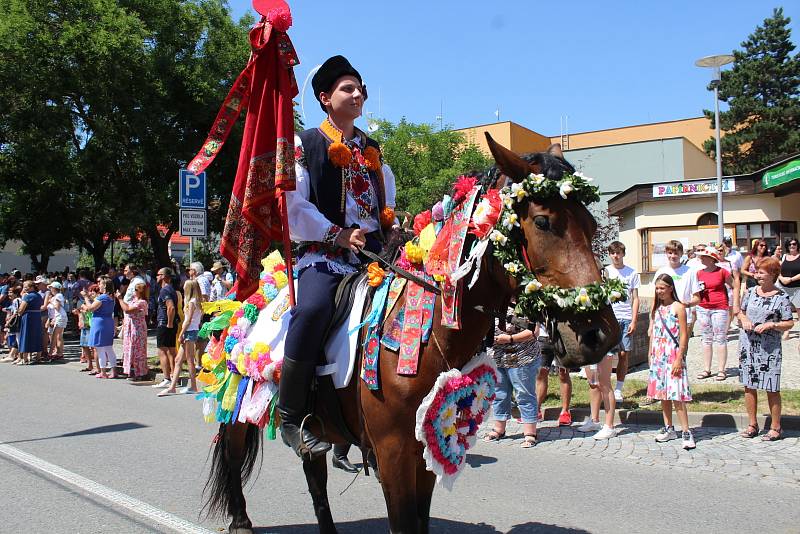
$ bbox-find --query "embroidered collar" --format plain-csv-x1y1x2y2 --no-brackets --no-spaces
319,117,364,147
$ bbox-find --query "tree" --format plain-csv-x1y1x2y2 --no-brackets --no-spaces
0,0,252,270
705,8,800,175
370,119,494,215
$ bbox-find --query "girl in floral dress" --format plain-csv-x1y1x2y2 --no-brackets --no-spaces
117,281,149,381
648,274,695,450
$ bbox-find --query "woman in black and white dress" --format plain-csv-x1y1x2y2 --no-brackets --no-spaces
737,257,794,441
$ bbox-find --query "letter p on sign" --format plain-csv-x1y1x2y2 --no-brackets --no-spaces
179,169,206,209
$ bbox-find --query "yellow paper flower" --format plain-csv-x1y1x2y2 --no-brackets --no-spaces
273,271,288,289
404,241,425,264
252,341,270,356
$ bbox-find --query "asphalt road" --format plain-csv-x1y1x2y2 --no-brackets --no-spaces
1,359,798,534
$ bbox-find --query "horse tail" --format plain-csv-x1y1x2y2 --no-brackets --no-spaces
202,422,263,518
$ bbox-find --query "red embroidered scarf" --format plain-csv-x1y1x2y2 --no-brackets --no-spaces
188,20,299,299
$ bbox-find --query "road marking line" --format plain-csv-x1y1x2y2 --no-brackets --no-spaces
0,443,216,534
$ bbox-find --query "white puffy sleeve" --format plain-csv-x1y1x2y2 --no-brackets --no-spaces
286,134,343,246
382,163,396,209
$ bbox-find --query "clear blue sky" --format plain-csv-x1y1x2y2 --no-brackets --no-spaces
228,1,798,136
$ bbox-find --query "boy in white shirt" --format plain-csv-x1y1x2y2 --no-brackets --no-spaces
655,240,701,333
606,241,640,402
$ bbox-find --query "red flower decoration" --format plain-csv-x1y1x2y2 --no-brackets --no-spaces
469,189,503,239
453,176,478,204
413,210,432,235
246,292,267,310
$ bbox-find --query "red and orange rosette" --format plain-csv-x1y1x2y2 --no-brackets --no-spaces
362,146,382,171
328,142,352,167
367,262,386,287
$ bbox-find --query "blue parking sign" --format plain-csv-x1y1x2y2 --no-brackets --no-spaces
179,169,206,209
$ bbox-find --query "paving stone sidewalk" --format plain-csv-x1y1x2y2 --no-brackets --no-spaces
479,418,800,488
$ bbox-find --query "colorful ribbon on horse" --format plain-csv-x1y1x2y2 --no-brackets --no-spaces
441,187,481,329
353,274,393,390
397,280,426,375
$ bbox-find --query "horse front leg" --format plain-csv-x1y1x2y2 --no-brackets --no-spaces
415,459,436,534
376,442,419,534
302,453,337,534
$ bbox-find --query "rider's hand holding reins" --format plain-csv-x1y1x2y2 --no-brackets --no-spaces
336,227,366,253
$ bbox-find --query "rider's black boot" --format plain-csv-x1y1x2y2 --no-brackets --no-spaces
278,356,331,459
331,444,358,473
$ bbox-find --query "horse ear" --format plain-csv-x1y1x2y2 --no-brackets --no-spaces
484,132,531,182
547,143,564,159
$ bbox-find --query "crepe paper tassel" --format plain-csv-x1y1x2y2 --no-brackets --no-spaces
198,310,234,339
221,373,242,412
201,299,241,316
231,376,250,423
203,397,217,423
266,396,278,440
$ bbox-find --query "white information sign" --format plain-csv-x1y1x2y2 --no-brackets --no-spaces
180,209,207,237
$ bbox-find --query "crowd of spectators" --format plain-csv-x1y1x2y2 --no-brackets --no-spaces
483,237,799,449
0,260,235,398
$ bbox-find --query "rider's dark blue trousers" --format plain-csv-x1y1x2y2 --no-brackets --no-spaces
284,263,343,363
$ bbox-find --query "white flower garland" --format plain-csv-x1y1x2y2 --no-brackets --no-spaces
490,171,627,316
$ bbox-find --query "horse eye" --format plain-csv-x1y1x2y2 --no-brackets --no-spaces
534,215,550,231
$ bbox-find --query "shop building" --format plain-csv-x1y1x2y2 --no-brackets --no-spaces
609,154,800,296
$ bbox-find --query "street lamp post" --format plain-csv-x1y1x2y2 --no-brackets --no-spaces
695,54,734,245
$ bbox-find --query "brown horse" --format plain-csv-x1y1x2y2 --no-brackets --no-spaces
204,134,620,534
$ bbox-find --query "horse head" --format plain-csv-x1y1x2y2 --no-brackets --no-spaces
484,133,620,367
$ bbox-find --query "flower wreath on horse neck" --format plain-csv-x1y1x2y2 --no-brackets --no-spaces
400,169,628,323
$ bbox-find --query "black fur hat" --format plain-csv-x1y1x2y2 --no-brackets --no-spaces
312,55,363,111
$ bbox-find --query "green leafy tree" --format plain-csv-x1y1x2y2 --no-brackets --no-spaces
705,8,800,174
370,119,494,215
0,0,252,271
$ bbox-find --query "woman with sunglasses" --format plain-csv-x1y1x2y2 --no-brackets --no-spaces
778,239,800,340
741,239,769,289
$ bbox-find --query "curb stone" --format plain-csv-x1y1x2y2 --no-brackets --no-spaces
540,407,800,431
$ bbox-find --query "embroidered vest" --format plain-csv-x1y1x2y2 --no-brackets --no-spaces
298,127,386,229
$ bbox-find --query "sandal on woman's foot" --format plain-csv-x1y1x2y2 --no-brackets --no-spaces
714,371,727,381
762,428,783,441
483,429,506,442
521,434,537,448
696,370,713,380
740,424,759,438
80,367,93,372
88,370,99,376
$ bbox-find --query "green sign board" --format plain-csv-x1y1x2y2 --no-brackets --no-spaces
762,159,800,189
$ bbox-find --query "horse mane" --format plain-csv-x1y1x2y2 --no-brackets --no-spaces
453,150,577,196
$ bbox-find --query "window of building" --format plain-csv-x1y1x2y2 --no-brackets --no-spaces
735,222,797,252
697,213,718,226
641,229,650,273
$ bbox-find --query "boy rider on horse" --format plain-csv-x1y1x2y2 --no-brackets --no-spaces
280,55,397,459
